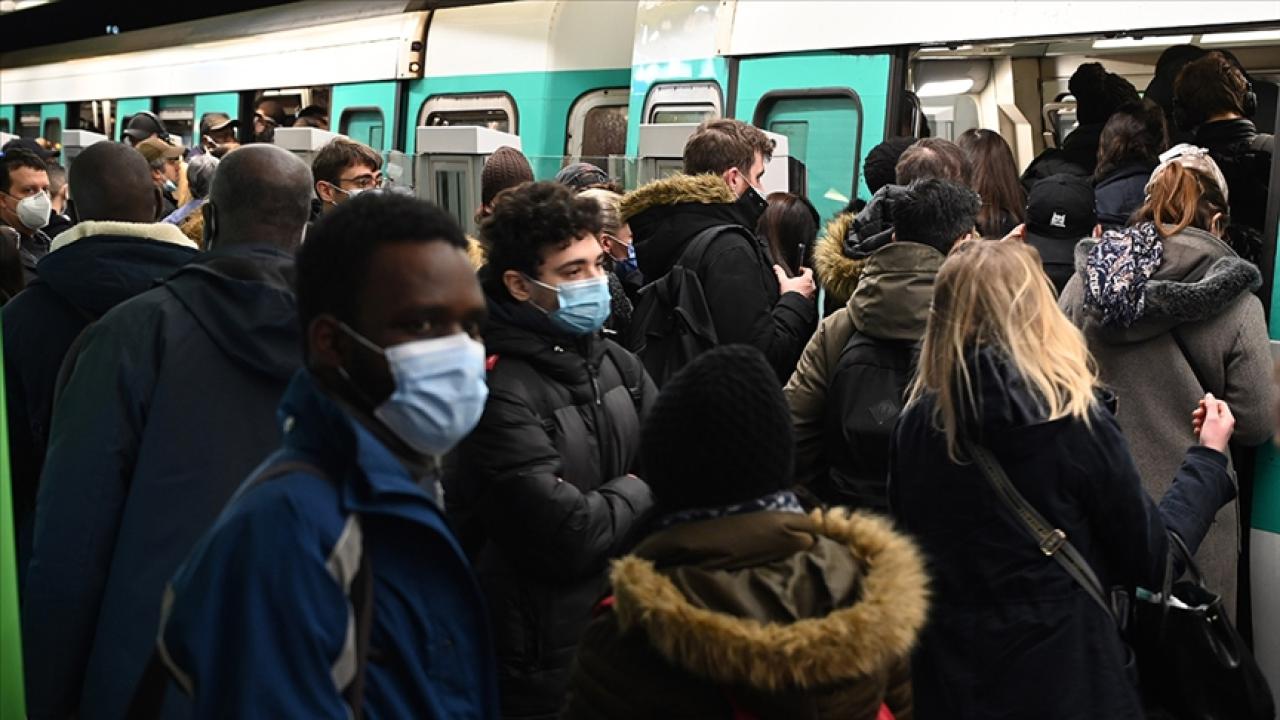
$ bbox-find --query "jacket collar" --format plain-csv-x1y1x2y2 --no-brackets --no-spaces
621,173,737,222
277,369,448,528
847,241,943,340
1194,118,1258,150
610,508,929,690
51,219,199,253
481,286,603,380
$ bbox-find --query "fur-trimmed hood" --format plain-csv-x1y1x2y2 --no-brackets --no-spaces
622,173,762,280
1074,226,1261,343
609,508,929,690
813,212,863,305
50,219,198,252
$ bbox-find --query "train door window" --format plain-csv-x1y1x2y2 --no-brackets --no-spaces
914,60,990,141
419,93,517,134
644,82,722,124
158,97,196,148
756,90,862,219
74,101,113,137
1042,98,1077,149
18,107,41,139
430,158,474,233
42,118,62,146
566,88,628,161
341,108,385,149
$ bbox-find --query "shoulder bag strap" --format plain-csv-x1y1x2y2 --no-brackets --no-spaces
964,440,1116,622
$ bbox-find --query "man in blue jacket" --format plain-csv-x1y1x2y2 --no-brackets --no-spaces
4,142,198,581
22,144,310,720
158,192,499,718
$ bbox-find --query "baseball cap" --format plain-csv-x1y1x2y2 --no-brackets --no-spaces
136,137,183,164
554,162,610,192
123,112,169,144
199,112,239,136
1,137,56,160
1025,174,1097,266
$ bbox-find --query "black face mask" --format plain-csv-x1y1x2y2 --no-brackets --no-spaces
737,184,769,221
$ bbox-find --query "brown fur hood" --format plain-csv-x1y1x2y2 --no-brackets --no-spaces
609,508,929,690
620,173,736,223
465,234,487,270
813,212,864,306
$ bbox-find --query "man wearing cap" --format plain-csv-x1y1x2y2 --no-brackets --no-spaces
253,99,291,143
136,137,184,218
1022,173,1101,293
122,112,170,147
199,112,240,158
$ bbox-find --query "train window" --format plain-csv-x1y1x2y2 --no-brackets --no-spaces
42,118,61,146
643,82,722,124
158,97,196,148
18,107,41,139
429,158,475,233
341,108,386,149
419,93,517,134
1042,99,1078,149
74,101,113,137
755,89,862,218
565,88,628,161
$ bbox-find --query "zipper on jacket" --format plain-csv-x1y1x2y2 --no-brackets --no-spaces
588,364,602,406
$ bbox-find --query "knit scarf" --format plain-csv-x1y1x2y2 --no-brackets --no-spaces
1084,222,1164,327
655,490,805,531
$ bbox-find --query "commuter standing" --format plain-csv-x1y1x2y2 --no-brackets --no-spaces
820,179,979,512
312,138,383,214
1060,145,1275,617
789,138,970,485
893,238,1239,719
957,128,1025,238
1021,62,1140,188
0,226,26,303
0,146,53,283
1175,50,1273,262
623,118,817,383
122,112,170,148
477,145,534,222
3,142,197,584
755,191,819,279
253,98,290,143
563,345,928,720
447,181,654,719
1093,100,1169,230
22,144,310,720
43,161,73,239
160,191,498,718
163,153,219,247
198,112,240,158
1023,174,1100,293
136,137,183,218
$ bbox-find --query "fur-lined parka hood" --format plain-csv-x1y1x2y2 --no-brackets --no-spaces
813,213,863,305
620,173,736,223
609,508,929,691
1073,226,1261,344
622,173,763,280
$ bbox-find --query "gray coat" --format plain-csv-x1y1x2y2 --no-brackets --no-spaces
1060,226,1275,614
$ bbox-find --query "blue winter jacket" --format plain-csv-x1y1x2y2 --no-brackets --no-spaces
159,369,500,719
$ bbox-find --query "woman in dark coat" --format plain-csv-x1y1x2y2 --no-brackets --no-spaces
1093,100,1167,229
890,238,1237,719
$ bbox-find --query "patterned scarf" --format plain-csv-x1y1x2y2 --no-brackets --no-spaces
655,490,805,531
1084,222,1164,327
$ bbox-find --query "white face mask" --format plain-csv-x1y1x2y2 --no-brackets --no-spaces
328,184,367,205
15,191,52,231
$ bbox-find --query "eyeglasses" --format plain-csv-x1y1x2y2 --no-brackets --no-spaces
337,174,384,190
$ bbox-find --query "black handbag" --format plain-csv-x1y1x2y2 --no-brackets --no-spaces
964,440,1275,720
1127,532,1275,720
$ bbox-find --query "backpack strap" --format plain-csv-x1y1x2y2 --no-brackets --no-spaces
676,224,747,275
601,342,644,410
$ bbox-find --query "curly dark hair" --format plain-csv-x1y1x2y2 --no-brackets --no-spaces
894,179,981,254
296,191,467,335
481,181,602,300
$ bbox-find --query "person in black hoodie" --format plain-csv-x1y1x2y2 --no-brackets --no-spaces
621,119,816,384
3,142,198,580
1021,63,1140,191
1175,50,1273,263
446,181,655,719
22,144,311,720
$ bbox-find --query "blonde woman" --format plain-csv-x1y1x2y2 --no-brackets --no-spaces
890,239,1237,719
1060,144,1275,616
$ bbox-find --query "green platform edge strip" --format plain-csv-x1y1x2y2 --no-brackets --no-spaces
404,68,632,180
1257,221,1280,534
0,323,26,718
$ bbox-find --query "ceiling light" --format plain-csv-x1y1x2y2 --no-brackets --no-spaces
1092,35,1193,49
1201,29,1280,44
916,79,975,98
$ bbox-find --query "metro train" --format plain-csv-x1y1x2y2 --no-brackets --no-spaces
1,0,1279,692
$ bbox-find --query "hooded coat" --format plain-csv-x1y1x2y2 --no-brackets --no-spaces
1019,123,1100,192
22,244,302,720
890,348,1237,719
1059,226,1275,615
622,174,815,384
445,296,655,719
820,242,942,511
2,220,198,576
562,508,929,720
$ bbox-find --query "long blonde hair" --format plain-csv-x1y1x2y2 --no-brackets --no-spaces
908,239,1098,460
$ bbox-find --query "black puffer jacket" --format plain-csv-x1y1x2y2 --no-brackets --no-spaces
622,174,816,384
1020,123,1101,192
445,296,656,720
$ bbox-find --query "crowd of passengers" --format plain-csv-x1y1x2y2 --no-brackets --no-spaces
0,45,1273,719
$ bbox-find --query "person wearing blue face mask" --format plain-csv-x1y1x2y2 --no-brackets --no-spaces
154,191,500,718
446,180,656,720
577,187,640,337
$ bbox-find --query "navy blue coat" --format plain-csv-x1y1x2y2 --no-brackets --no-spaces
162,370,500,719
1094,162,1154,229
22,244,301,720
3,221,197,576
889,348,1236,720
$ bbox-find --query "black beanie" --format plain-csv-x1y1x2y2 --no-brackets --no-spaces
640,345,794,512
1070,63,1139,125
864,137,917,195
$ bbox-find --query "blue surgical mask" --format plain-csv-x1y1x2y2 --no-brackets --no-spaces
340,326,489,456
163,179,178,194
617,242,639,274
526,274,612,336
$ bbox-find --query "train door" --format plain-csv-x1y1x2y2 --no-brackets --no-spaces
193,93,240,148
113,98,153,142
156,96,195,148
333,82,397,152
734,51,892,219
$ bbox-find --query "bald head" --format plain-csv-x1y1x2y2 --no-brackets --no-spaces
70,142,161,223
207,144,313,250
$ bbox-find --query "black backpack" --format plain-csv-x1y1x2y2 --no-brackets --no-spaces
624,224,740,386
1212,133,1273,267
